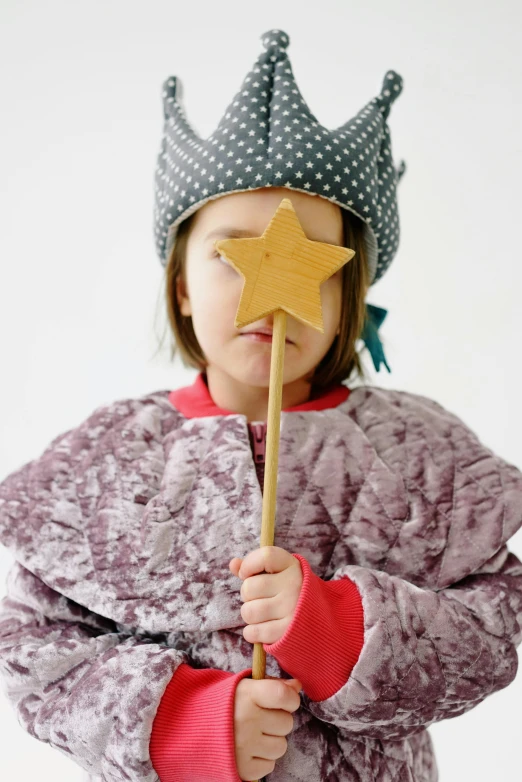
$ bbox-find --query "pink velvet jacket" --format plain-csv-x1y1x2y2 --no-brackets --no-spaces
0,372,521,782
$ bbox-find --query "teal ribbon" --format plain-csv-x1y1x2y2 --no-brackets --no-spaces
361,303,391,373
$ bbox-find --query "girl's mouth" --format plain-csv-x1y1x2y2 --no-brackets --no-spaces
240,333,293,344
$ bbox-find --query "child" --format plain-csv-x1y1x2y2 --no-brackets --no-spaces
0,27,521,782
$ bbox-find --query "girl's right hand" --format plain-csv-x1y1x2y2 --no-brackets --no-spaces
233,675,302,781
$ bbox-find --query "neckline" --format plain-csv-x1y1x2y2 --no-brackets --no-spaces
168,372,350,419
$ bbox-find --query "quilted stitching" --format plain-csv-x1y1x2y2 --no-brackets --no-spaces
0,385,521,781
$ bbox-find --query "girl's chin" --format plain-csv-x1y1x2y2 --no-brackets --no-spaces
233,360,307,389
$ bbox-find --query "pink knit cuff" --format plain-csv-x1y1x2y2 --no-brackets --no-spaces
149,662,252,781
263,553,364,701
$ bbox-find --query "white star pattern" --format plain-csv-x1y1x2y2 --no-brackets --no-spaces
154,28,405,287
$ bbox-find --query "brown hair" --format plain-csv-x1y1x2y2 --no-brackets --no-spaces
156,205,373,390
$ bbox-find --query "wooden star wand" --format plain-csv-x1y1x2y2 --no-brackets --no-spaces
215,196,353,778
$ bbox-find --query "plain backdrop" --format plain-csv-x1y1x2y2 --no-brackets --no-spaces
1,0,521,779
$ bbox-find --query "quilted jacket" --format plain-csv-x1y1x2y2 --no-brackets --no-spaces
0,371,521,782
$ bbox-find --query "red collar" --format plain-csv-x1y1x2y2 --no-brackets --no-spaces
169,372,350,419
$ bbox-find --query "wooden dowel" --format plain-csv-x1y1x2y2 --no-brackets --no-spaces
251,309,287,681
250,308,287,782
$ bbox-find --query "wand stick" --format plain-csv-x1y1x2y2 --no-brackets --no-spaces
251,306,286,679
216,196,354,780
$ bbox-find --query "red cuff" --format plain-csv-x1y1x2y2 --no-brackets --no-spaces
263,553,364,701
149,662,252,782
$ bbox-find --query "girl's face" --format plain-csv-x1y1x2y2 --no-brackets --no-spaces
177,187,344,389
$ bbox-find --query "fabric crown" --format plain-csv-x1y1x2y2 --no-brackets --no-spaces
153,29,406,372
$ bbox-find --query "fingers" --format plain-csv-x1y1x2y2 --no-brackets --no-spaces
255,734,288,761
238,546,293,580
242,614,291,644
240,571,282,601
229,557,242,575
260,709,295,737
252,678,302,714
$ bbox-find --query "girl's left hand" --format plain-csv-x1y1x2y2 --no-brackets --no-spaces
229,546,304,645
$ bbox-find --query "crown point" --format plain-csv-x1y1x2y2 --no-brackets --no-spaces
381,70,403,100
261,29,290,52
377,70,403,120
163,75,178,100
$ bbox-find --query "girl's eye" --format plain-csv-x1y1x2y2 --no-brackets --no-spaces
211,250,240,276
213,251,230,266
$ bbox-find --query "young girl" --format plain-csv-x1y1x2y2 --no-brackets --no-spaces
0,27,521,782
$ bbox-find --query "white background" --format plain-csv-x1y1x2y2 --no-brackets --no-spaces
0,0,521,779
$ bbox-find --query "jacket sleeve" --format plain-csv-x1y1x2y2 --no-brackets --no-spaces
269,543,522,740
263,553,365,701
0,559,251,782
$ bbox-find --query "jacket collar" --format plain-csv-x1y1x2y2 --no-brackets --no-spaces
169,371,350,419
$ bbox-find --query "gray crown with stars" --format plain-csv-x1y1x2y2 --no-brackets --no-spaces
153,28,406,286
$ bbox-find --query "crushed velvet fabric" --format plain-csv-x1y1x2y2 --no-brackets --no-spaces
0,385,521,781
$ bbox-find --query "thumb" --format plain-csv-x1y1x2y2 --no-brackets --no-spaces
265,675,302,691
284,678,302,692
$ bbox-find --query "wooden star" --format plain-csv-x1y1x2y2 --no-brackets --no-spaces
215,197,355,332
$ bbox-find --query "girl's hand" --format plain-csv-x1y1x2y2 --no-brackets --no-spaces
229,546,304,645
233,675,302,781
